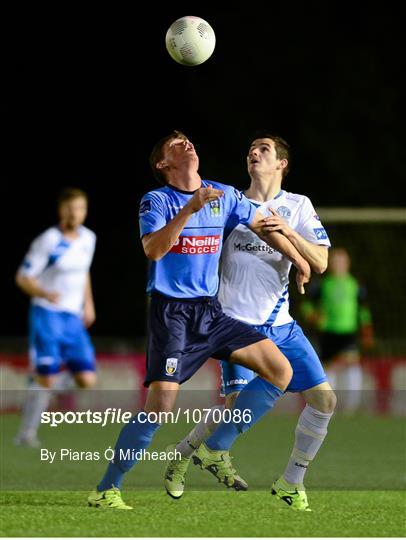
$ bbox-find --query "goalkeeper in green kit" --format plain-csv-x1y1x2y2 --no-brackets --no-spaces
301,247,374,412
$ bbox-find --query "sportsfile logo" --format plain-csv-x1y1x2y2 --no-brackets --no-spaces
170,235,221,254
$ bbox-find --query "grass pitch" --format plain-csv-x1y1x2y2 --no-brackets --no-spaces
1,490,405,537
1,412,405,536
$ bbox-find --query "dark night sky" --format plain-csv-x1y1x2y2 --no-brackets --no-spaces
3,5,403,338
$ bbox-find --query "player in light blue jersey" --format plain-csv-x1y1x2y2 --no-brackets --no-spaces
88,130,312,510
164,133,336,511
14,188,97,447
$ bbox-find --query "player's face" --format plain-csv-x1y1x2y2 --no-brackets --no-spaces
329,250,350,275
162,137,199,169
247,138,282,176
58,197,88,230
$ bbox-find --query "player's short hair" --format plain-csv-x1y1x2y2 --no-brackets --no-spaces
149,130,188,184
57,187,88,207
250,131,291,178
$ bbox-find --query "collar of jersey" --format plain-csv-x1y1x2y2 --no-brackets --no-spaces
166,183,201,195
243,189,284,204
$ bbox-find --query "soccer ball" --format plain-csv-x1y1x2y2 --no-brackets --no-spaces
165,16,216,66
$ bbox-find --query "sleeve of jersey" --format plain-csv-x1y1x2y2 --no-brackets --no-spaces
296,196,331,247
139,192,167,238
227,187,257,226
18,234,51,277
89,233,97,264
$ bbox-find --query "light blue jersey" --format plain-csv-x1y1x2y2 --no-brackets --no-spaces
139,180,257,298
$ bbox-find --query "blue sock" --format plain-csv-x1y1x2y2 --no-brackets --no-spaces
97,412,160,491
206,376,284,451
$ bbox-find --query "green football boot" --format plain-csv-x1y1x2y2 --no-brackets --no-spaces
192,442,248,491
164,443,192,499
88,486,133,509
271,476,311,511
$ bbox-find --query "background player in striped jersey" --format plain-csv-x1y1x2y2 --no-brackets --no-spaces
164,133,336,511
88,130,311,510
14,188,97,447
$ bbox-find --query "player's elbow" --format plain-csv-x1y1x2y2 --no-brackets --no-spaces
313,260,328,274
142,237,161,261
143,246,163,261
313,251,328,274
15,272,25,289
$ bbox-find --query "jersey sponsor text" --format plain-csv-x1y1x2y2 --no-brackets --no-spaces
170,235,221,254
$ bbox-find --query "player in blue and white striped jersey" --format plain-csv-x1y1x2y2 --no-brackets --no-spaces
14,187,97,447
165,134,337,511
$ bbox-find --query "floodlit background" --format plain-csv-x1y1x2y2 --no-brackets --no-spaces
1,5,405,537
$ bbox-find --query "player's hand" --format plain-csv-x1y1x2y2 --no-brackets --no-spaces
187,185,224,213
360,326,375,350
295,259,311,295
44,291,60,303
83,303,96,328
261,209,293,237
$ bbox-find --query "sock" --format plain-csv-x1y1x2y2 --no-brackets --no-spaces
205,376,284,451
53,371,76,391
176,405,225,457
17,380,52,438
283,404,333,485
97,412,160,491
342,365,363,412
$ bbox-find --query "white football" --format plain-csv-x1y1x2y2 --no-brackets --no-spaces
165,16,216,66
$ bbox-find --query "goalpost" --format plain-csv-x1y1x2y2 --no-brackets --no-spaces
312,207,406,356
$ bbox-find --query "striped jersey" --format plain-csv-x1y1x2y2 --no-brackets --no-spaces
218,190,331,325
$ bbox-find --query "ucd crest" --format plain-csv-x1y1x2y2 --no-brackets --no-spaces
165,357,178,375
277,206,291,219
210,199,221,217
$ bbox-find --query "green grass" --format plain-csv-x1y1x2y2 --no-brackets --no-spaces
1,490,405,537
1,412,405,536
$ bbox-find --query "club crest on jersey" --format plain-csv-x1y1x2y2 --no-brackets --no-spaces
277,206,291,219
165,358,178,375
210,199,221,217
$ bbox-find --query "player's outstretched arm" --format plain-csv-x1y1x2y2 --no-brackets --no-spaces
142,186,224,261
261,209,328,274
248,210,311,294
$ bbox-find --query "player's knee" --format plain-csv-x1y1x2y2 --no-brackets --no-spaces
317,390,337,413
36,375,55,389
75,372,97,388
278,361,293,390
261,358,292,390
325,390,337,413
225,391,240,409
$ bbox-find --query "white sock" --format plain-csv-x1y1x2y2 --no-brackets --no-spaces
176,405,225,457
17,381,52,438
53,371,76,392
17,372,75,438
283,404,333,486
342,365,363,412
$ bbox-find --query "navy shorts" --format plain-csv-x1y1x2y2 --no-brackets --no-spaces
144,292,267,387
